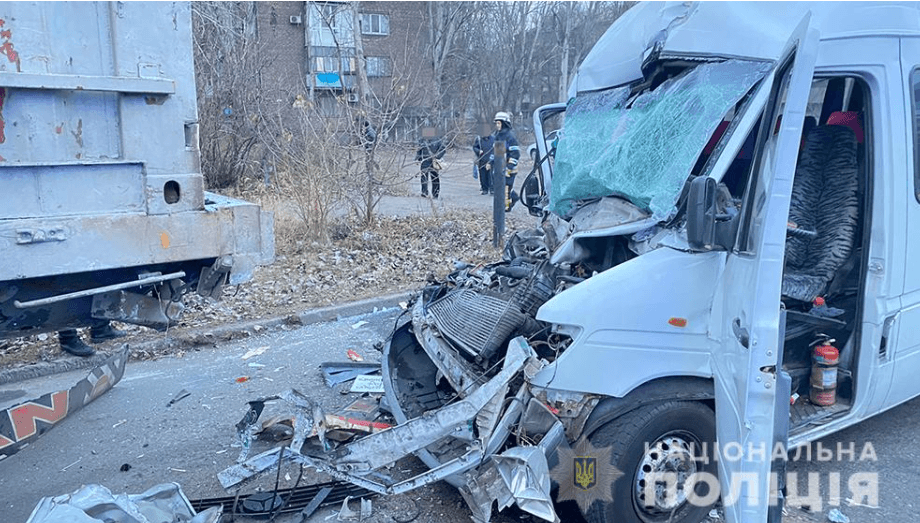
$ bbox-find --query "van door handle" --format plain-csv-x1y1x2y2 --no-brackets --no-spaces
732,317,750,349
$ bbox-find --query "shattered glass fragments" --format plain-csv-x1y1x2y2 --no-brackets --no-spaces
551,59,771,219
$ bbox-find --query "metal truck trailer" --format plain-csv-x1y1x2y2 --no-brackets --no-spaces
0,2,273,337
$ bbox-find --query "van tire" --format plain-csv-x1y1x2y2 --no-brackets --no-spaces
583,401,717,523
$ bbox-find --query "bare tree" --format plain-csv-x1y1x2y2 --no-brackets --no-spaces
427,2,477,105
192,2,268,189
550,2,632,101
435,1,632,134
259,96,347,243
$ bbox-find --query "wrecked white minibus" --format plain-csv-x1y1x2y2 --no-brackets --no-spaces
222,3,920,523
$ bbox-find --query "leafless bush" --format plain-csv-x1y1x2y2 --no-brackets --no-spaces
261,100,350,243
192,2,268,189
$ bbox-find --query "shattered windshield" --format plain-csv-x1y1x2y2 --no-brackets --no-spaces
550,59,772,220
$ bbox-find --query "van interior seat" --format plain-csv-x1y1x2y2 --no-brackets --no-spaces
826,111,864,143
782,125,859,303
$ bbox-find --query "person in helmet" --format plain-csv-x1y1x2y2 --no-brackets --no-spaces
489,111,521,211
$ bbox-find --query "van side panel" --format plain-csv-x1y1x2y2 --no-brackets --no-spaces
882,36,920,408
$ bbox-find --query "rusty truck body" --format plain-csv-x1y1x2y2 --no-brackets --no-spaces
0,2,273,338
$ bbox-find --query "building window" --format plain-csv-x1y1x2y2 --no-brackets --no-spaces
361,13,389,36
311,46,357,75
366,57,391,77
312,56,356,74
341,56,356,74
313,56,333,73
318,3,338,29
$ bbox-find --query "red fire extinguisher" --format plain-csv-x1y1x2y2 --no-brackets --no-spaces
810,337,839,406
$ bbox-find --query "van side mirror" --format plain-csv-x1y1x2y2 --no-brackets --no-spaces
687,176,738,251
521,168,544,217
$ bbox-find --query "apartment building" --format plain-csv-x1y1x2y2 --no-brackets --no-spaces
254,1,437,142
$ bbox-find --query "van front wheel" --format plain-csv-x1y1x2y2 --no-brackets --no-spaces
583,401,717,523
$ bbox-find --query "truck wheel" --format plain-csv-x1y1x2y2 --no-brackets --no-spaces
584,401,717,523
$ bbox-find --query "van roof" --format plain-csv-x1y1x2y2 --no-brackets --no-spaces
571,2,920,95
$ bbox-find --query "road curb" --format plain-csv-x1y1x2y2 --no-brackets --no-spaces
0,291,414,386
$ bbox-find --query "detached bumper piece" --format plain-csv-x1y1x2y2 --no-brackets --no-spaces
217,338,564,523
0,346,130,460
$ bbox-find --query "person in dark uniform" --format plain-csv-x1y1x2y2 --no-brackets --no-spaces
416,137,446,199
58,320,126,357
472,133,494,195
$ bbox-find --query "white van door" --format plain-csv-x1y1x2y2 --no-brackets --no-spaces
711,17,819,523
885,37,920,408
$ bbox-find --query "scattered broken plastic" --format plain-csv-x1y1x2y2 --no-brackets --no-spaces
241,346,269,360
346,349,364,362
320,361,381,387
336,496,372,521
235,390,392,453
218,339,561,523
302,486,333,519
350,374,384,393
844,497,879,509
236,399,266,462
61,458,82,472
351,320,369,329
827,508,850,523
26,483,221,523
166,388,191,408
0,346,130,460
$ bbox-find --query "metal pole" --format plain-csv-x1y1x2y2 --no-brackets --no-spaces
492,140,506,248
13,271,187,309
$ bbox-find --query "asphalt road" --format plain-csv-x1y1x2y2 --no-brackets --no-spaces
782,397,920,523
0,306,433,523
1,305,918,523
